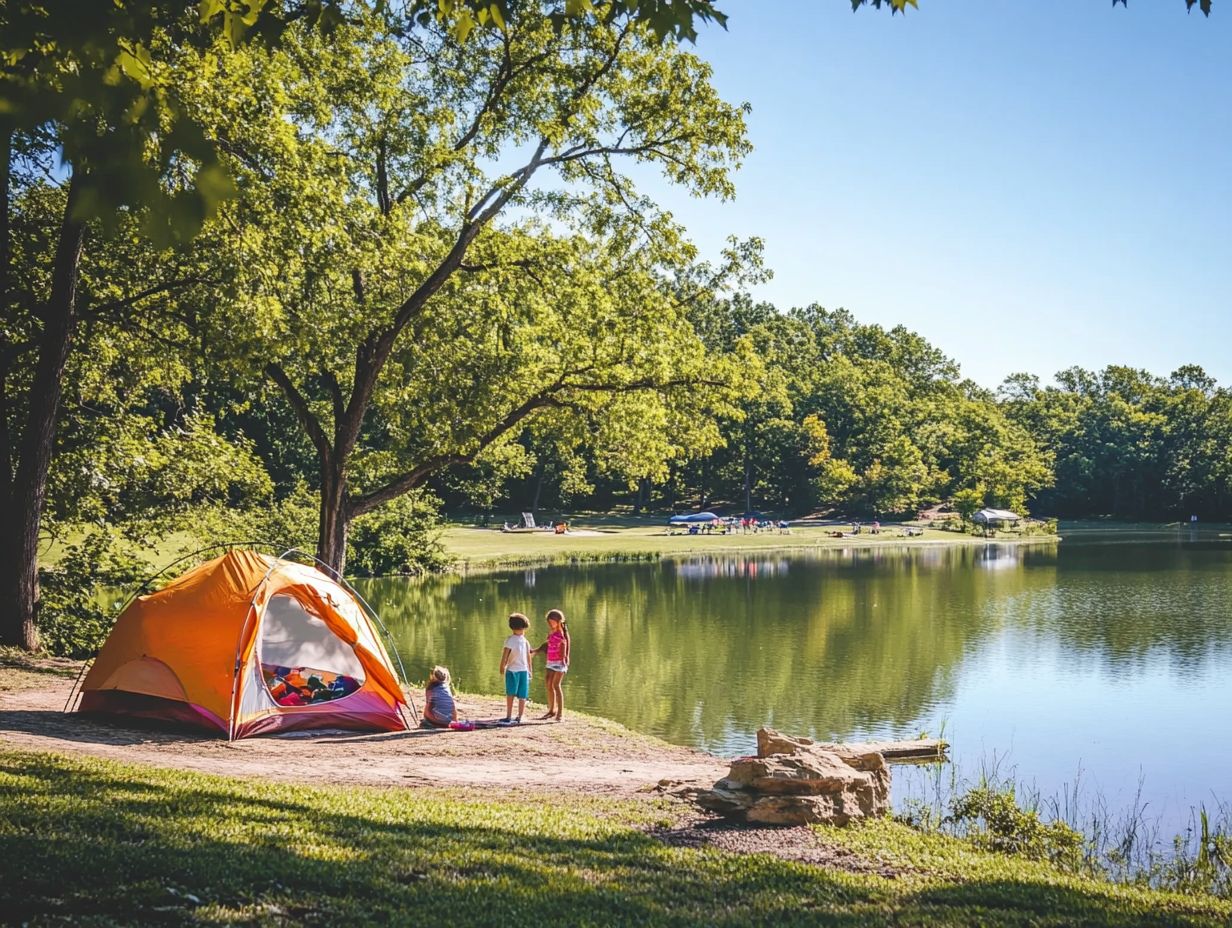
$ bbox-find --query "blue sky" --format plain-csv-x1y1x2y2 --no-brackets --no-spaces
645,0,1232,389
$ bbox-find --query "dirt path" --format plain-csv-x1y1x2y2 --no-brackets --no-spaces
0,660,726,796
1,657,910,879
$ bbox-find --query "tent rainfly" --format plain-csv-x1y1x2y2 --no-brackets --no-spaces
972,508,1021,524
77,549,410,739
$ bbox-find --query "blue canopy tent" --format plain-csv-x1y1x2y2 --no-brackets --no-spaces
669,511,720,524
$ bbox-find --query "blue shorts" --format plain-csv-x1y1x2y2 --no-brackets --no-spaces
505,670,529,700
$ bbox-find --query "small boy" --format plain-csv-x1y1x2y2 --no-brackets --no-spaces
498,612,532,724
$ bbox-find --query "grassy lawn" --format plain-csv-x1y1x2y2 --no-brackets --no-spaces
2,748,1227,927
36,517,1046,576
442,517,1054,569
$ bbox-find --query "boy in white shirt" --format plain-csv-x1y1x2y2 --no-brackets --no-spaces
499,613,533,724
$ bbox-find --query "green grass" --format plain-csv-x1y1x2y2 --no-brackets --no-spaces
817,818,1232,926
442,517,1055,570
2,748,1229,926
37,527,201,572
36,517,1044,577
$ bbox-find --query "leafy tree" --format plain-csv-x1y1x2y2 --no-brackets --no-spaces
1008,365,1232,520
0,0,754,649
952,485,984,523
1,167,249,649
178,10,753,571
801,414,859,508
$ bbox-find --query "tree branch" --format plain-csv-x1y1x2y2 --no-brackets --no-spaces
321,370,345,431
348,390,571,517
375,136,391,216
336,23,635,467
347,370,723,518
265,362,332,462
83,278,210,321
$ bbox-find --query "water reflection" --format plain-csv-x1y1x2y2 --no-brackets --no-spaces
359,544,1052,752
354,538,1232,819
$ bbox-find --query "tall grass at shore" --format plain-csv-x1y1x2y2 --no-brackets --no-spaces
893,753,1232,899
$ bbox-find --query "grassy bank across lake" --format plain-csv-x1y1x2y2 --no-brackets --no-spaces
2,747,1228,927
443,516,1059,570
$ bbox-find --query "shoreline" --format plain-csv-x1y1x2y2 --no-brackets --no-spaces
0,656,727,796
442,524,1062,574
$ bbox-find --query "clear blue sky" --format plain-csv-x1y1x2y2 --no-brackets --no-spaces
646,0,1232,388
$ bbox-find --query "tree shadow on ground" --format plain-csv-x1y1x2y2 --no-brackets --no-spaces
0,709,217,746
2,750,1227,928
0,652,79,677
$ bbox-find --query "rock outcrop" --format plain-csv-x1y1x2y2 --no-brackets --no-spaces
694,727,890,826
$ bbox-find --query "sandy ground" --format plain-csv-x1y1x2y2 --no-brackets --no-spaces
0,658,908,877
0,660,726,796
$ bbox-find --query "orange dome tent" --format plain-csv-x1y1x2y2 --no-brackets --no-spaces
77,549,410,739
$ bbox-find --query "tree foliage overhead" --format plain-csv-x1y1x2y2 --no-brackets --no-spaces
170,5,757,568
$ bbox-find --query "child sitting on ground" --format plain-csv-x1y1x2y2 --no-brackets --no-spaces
421,665,457,729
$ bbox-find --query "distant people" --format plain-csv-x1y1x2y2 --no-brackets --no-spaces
871,520,880,535
554,521,568,535
499,613,533,725
422,665,457,729
534,608,571,722
1191,514,1199,524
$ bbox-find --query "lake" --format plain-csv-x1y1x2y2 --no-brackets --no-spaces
356,528,1232,829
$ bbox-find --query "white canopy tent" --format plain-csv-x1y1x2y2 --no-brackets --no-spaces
972,508,1021,525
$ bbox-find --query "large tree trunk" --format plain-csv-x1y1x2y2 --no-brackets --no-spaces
317,462,351,576
531,461,545,517
0,174,86,650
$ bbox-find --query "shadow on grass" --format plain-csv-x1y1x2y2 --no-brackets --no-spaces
1,750,1227,928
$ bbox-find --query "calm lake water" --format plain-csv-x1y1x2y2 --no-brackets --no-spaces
356,529,1232,827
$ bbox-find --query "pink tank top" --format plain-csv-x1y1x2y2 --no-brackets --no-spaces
547,629,566,662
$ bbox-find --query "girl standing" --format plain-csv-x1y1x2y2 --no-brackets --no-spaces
537,609,571,721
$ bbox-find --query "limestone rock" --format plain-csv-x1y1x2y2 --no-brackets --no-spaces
693,727,891,826
745,792,875,827
757,727,816,758
694,784,755,816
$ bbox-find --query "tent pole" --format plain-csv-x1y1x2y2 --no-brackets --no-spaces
61,658,92,713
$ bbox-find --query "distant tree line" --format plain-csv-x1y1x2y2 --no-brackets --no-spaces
476,299,1232,523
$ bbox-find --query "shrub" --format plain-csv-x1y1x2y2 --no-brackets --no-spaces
347,490,448,576
947,783,1088,874
36,530,146,657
